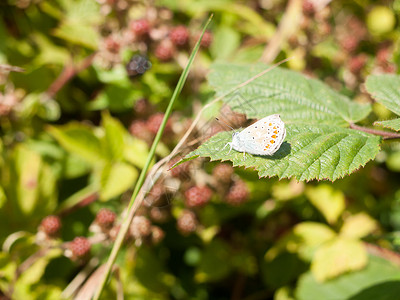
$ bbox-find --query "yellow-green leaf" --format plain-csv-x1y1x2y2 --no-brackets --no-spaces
311,237,367,282
340,213,379,239
305,185,345,224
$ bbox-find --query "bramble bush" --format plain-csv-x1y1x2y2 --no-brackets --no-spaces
1,1,400,299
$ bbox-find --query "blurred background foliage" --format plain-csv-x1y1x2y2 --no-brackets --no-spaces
1,0,400,299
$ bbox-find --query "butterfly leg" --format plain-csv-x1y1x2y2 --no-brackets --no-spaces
222,142,233,154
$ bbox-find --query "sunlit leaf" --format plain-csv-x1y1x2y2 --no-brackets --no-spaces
185,124,381,181
311,237,367,282
208,63,371,125
340,213,379,239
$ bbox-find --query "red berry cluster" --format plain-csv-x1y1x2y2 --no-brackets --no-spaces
68,237,91,258
95,208,116,229
130,112,172,143
225,180,249,206
40,215,61,237
213,164,234,184
177,210,198,235
130,216,152,239
184,185,213,208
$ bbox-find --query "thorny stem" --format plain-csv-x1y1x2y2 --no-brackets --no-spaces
46,53,97,99
350,123,400,140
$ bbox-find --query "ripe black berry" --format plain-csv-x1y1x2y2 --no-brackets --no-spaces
126,55,152,77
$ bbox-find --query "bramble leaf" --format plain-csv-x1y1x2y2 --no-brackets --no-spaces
208,63,371,125
185,124,381,181
366,74,400,115
366,74,400,131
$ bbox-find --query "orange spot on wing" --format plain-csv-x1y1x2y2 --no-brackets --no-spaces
272,135,277,138
265,145,270,149
273,126,277,129
273,130,278,134
269,123,272,126
270,140,275,144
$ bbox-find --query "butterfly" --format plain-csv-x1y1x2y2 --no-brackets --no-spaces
222,114,286,156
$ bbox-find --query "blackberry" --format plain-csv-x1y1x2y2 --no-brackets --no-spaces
199,31,213,48
348,54,367,74
40,215,61,237
130,216,152,239
170,26,190,46
149,207,170,223
129,120,153,142
134,98,153,118
225,180,249,206
155,40,175,62
151,226,165,244
95,208,116,229
146,113,172,135
213,164,234,184
340,36,359,53
69,237,91,258
126,55,152,77
130,19,150,37
177,210,197,235
104,35,120,53
302,0,315,15
184,186,212,207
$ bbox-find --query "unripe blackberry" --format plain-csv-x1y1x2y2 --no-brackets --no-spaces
150,207,170,223
340,36,359,53
170,26,190,46
130,19,150,37
199,31,213,48
376,47,391,64
225,180,249,206
95,208,116,229
40,215,61,237
146,113,172,135
348,54,367,74
184,186,212,208
177,210,197,235
151,226,165,244
130,216,152,239
302,0,315,15
126,55,152,77
155,40,175,62
134,98,153,118
69,237,91,258
104,36,120,53
129,120,153,142
213,164,234,184
169,156,190,178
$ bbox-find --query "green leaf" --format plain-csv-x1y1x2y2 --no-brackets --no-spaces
374,118,400,132
296,255,400,300
48,123,106,165
99,162,138,201
311,237,367,282
185,124,381,181
366,74,400,115
305,185,345,224
102,112,125,160
53,22,99,49
265,222,336,262
208,63,371,125
196,239,233,282
340,213,379,239
210,26,241,60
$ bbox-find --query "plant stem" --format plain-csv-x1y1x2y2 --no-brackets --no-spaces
92,15,213,300
350,123,400,140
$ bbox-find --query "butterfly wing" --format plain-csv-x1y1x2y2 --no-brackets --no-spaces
237,114,286,155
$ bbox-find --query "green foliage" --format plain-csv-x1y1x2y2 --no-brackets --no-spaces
185,123,381,181
208,63,371,125
366,74,400,131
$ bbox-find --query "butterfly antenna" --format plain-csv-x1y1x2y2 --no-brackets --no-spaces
215,117,235,131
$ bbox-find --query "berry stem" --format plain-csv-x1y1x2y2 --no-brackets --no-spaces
350,123,400,140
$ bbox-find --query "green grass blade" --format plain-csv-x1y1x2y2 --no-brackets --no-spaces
92,15,213,300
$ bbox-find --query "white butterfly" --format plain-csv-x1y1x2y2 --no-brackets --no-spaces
223,114,286,156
